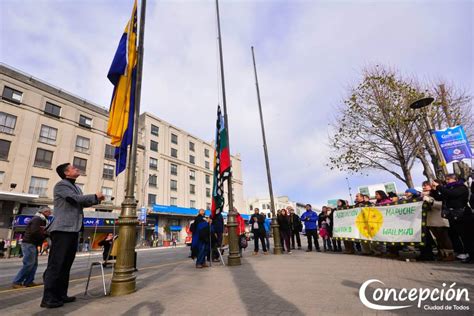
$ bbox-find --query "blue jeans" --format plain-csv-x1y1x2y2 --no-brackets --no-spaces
196,242,209,265
13,243,38,285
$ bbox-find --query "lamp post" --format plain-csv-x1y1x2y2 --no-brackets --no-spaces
409,97,448,177
140,174,156,246
110,0,147,297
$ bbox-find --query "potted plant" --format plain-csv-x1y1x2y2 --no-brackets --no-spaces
163,225,171,247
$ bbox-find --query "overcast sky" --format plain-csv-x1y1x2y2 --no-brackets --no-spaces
1,0,473,207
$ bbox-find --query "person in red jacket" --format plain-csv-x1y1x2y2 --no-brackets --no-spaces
235,210,246,257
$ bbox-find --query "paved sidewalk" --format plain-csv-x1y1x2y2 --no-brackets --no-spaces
0,250,472,315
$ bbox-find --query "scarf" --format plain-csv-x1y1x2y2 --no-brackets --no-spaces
35,211,48,223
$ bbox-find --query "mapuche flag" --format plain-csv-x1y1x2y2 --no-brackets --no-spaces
211,106,231,218
106,0,138,175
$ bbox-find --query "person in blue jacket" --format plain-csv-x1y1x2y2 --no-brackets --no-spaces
263,214,271,251
300,204,320,252
196,216,214,268
190,209,206,259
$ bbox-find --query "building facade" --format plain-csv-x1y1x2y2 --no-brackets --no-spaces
246,196,307,216
0,63,245,246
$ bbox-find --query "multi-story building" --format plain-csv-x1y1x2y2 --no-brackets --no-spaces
246,196,308,216
0,63,244,249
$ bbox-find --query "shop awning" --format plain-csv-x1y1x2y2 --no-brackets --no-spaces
169,225,182,231
151,204,250,221
0,191,39,203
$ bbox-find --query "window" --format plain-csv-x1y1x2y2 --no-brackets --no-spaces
205,161,210,170
2,86,22,103
149,174,157,187
149,157,158,170
190,184,196,194
206,203,211,210
73,157,87,174
189,155,195,164
0,112,17,134
170,180,177,191
204,148,210,158
189,169,195,180
104,144,114,160
75,136,90,153
190,200,196,208
189,142,195,152
79,115,92,128
170,197,177,206
102,187,113,201
103,164,114,180
34,148,53,168
1,139,12,160
206,188,211,198
150,140,158,152
205,174,210,185
170,163,177,176
148,194,156,206
0,171,5,184
151,124,159,136
171,133,178,144
39,125,57,144
171,148,177,158
29,177,48,197
44,102,61,117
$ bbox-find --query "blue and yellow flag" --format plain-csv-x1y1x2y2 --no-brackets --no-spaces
107,0,137,175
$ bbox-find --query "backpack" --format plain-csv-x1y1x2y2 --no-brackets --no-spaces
239,234,248,249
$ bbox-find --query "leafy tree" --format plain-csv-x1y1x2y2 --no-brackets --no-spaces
329,66,424,188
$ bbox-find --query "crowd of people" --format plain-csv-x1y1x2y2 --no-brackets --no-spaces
189,173,474,268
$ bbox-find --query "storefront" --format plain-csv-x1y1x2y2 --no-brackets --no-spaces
149,205,251,246
11,211,120,251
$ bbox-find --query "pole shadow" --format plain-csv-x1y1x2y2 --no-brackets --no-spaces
229,260,304,316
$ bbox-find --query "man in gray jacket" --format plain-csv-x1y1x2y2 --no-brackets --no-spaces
41,163,104,308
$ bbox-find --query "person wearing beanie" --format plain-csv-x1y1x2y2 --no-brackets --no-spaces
12,206,52,288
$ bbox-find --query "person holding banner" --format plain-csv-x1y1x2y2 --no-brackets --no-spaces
421,181,454,261
432,174,474,264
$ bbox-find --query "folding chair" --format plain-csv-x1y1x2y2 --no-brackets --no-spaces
218,245,229,266
84,238,118,297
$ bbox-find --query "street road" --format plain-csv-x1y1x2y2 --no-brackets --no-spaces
0,246,190,291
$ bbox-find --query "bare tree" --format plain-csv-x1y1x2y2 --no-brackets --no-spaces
329,66,423,188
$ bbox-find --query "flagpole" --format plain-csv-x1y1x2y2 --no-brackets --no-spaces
215,0,240,266
110,0,146,296
251,46,283,255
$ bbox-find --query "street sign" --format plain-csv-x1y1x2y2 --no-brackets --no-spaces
434,125,472,163
140,207,147,223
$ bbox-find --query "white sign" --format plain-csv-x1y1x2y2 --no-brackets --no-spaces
333,202,423,242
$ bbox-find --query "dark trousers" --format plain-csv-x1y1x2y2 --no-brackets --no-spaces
306,229,320,251
452,217,474,258
332,238,342,251
323,238,332,251
291,230,301,248
448,219,464,253
280,230,291,252
253,231,267,252
42,231,78,304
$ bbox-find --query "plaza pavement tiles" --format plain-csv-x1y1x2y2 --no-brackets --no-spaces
0,250,472,315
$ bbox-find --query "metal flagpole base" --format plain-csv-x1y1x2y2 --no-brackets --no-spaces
226,211,241,266
271,217,283,255
110,197,138,296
